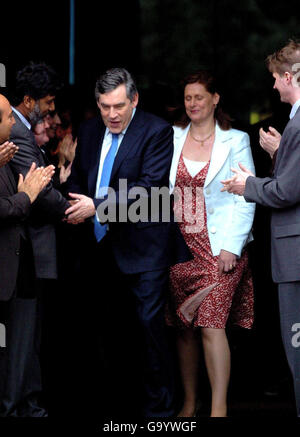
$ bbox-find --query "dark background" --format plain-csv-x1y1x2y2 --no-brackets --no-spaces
2,0,300,124
1,0,300,424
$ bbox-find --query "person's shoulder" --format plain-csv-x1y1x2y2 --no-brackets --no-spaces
219,126,249,143
172,124,188,137
10,115,33,144
10,113,27,135
136,109,170,131
287,110,300,132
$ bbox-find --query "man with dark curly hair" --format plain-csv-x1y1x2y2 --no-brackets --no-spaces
2,62,70,417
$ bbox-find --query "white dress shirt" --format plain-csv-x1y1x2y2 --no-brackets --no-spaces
290,98,300,119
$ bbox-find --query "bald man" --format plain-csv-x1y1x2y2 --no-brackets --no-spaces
0,94,54,417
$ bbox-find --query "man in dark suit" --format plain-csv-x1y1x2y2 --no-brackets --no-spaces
0,93,54,417
9,62,69,279
221,40,300,416
7,63,70,415
66,68,191,417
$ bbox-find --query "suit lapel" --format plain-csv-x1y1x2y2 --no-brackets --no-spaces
88,118,106,195
110,110,144,183
204,124,232,187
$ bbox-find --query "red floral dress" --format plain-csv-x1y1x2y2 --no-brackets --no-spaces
167,154,254,330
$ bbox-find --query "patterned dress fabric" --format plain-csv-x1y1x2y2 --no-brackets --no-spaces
168,154,254,330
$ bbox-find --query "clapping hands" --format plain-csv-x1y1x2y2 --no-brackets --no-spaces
221,163,254,195
0,141,18,168
259,127,281,158
58,134,77,166
18,162,55,203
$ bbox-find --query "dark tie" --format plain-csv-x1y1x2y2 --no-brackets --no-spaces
94,133,119,242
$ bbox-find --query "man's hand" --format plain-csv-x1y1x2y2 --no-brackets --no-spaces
65,193,96,224
18,162,55,203
0,141,18,168
259,127,281,158
221,163,254,195
218,249,237,275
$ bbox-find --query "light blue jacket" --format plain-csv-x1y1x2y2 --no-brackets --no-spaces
169,123,256,257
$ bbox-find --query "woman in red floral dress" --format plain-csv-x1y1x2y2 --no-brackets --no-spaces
168,71,255,417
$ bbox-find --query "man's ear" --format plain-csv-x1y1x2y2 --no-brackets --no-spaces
132,92,139,108
96,98,101,110
284,71,293,84
23,95,35,110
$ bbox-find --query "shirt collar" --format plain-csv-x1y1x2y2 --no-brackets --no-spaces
289,99,300,119
12,107,32,130
104,107,136,138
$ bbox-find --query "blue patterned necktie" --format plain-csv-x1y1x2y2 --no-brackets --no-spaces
94,133,119,242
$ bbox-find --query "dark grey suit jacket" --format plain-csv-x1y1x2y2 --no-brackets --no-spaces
9,112,69,279
245,106,300,283
0,165,31,300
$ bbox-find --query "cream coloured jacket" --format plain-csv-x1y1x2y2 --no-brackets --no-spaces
169,123,255,256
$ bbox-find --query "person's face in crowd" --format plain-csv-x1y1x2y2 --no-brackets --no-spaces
56,124,72,141
97,84,138,134
34,119,50,147
272,72,291,103
38,95,56,116
184,82,219,125
45,112,61,139
0,95,15,143
28,95,56,126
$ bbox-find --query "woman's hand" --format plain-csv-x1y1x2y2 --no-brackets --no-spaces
58,134,77,167
218,249,237,275
59,161,72,184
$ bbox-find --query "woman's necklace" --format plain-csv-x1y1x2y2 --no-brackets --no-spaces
189,126,215,146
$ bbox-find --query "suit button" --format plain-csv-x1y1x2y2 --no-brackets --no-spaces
206,188,211,195
210,226,216,234
208,208,214,214
15,250,20,256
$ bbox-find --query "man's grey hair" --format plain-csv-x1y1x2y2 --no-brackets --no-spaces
95,68,138,101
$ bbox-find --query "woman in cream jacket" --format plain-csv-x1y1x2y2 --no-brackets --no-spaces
167,70,255,417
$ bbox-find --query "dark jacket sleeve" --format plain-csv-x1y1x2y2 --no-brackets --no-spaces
245,125,300,208
0,191,31,225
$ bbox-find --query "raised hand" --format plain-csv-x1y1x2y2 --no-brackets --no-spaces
18,162,55,203
65,136,77,163
0,141,18,168
259,126,281,158
221,163,254,195
58,134,77,166
59,161,72,184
